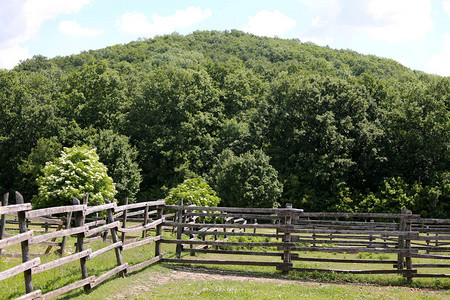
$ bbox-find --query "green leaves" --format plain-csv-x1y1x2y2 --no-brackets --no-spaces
34,145,116,208
164,176,220,207
210,149,282,208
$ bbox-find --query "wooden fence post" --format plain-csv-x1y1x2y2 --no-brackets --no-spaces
59,212,72,255
142,205,149,238
121,198,128,245
176,198,184,259
397,209,407,271
16,192,33,294
154,204,163,257
73,197,90,293
105,199,126,278
404,210,413,282
282,203,293,272
0,193,8,257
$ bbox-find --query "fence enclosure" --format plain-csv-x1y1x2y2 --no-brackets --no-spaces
1,193,449,299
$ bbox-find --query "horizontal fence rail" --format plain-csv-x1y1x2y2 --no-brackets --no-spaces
0,192,165,300
1,193,449,299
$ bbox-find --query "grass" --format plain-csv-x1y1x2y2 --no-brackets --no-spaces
1,225,449,299
136,278,450,300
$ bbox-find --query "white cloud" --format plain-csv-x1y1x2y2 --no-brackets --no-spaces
117,6,211,36
59,21,103,37
299,0,433,44
366,0,433,42
0,45,31,70
425,34,450,76
0,0,92,69
443,1,450,17
21,0,92,43
243,10,296,37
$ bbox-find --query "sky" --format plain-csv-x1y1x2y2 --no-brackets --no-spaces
0,0,449,76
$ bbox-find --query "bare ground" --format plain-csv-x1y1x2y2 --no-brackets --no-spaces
105,266,443,299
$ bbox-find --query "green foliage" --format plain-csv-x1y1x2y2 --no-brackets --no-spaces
164,176,220,207
85,130,142,204
17,137,63,200
0,31,447,216
210,149,282,208
34,145,116,207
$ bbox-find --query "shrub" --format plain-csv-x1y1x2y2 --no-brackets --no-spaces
34,145,116,207
164,176,220,207
209,149,283,208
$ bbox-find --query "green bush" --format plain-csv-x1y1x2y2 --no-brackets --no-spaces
209,149,283,208
34,145,116,207
164,176,220,207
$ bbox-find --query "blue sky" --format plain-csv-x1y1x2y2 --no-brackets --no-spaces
1,0,449,76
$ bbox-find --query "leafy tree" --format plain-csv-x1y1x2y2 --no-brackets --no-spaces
34,145,116,207
210,149,282,208
61,61,128,130
18,137,63,200
126,66,222,199
85,130,141,204
164,175,220,207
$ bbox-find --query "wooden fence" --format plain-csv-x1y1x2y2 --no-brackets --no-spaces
1,194,449,299
162,202,450,281
0,192,164,300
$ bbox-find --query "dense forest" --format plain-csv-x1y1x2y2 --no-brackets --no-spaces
0,30,448,217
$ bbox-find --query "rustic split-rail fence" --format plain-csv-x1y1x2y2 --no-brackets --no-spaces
1,192,449,299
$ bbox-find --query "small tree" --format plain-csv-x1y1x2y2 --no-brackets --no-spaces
210,149,283,208
34,145,116,208
164,176,220,207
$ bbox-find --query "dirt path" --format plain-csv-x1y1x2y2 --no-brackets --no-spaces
106,267,441,299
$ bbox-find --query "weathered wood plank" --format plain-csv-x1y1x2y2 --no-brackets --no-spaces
165,205,302,214
415,218,450,224
288,267,417,274
25,205,86,219
163,221,287,230
411,264,450,268
122,235,162,251
291,256,397,264
286,228,419,237
0,230,33,248
85,203,117,215
284,246,417,254
0,204,32,215
412,235,450,241
88,242,123,260
0,257,40,281
32,249,91,274
406,253,450,259
86,221,120,237
14,290,42,300
162,238,281,247
127,254,164,273
412,273,450,278
183,248,284,257
184,230,282,239
115,200,165,212
29,225,88,245
40,276,95,300
185,212,279,221
162,258,285,267
85,219,106,228
27,217,65,225
90,263,129,288
118,219,164,233
291,212,420,219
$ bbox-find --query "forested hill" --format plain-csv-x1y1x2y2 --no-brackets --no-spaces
1,30,448,217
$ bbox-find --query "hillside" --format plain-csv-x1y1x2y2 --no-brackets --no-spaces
0,30,448,216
